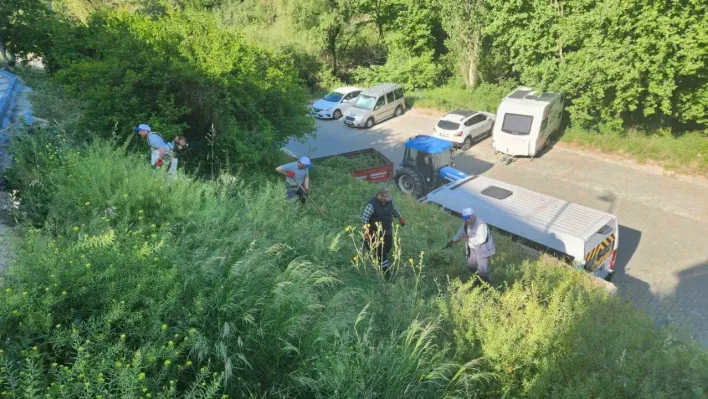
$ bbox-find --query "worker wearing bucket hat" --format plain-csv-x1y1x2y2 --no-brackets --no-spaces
276,156,311,204
446,207,496,282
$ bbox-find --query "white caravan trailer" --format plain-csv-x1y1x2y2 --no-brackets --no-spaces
421,175,619,281
492,87,564,159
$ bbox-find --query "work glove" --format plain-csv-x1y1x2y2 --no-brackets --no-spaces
156,159,163,167
399,216,405,226
286,171,295,178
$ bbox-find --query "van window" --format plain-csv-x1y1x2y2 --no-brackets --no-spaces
501,113,533,135
375,96,386,107
386,91,395,103
394,88,404,100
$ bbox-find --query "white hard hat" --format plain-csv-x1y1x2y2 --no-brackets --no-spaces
299,156,311,166
461,207,474,220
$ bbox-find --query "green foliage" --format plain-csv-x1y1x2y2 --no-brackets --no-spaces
0,0,52,65
441,257,708,398
407,81,516,113
43,8,314,171
319,153,386,171
2,121,707,397
561,127,708,176
353,48,443,91
482,0,708,129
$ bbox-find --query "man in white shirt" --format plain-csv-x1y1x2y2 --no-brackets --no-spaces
446,207,496,282
135,123,187,176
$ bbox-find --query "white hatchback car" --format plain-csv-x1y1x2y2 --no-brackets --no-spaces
311,87,363,119
433,110,496,150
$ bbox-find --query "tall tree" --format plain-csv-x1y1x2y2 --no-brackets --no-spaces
0,0,50,66
359,0,403,39
439,0,488,88
288,0,363,77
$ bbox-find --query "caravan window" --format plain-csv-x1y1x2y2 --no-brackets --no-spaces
540,118,548,132
502,113,534,135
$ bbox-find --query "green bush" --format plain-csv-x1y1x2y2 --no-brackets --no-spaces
407,81,516,112
441,257,708,398
43,9,314,171
352,49,444,91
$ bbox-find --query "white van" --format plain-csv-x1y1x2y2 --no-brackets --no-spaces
421,175,619,281
492,87,564,158
343,83,405,128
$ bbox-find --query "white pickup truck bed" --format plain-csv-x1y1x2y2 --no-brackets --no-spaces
421,175,618,271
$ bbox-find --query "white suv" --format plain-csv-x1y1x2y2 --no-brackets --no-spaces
433,110,495,150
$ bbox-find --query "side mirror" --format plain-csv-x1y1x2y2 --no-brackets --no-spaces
374,105,380,110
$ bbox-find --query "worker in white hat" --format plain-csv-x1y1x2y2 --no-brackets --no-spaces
446,207,496,282
276,156,311,203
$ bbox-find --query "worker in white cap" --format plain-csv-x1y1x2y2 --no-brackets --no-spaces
446,207,496,282
276,156,311,203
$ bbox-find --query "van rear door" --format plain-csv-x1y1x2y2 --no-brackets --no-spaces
583,219,619,279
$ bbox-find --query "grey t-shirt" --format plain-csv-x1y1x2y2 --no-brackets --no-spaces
280,162,308,186
148,133,172,150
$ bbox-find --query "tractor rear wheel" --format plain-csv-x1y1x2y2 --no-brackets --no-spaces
395,167,425,198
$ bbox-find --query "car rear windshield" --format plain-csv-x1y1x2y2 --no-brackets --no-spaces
437,120,460,130
323,92,344,102
353,95,377,110
502,113,533,135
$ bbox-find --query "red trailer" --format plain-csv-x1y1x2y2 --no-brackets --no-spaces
312,148,394,183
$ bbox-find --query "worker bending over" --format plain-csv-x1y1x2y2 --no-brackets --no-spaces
135,124,188,176
446,207,496,283
276,157,311,203
361,186,405,278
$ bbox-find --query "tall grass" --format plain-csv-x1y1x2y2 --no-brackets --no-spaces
1,125,706,397
561,127,708,175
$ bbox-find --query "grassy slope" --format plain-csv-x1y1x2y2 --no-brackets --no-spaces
406,84,708,177
0,121,706,397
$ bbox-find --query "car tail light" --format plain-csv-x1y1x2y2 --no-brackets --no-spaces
454,131,463,137
609,249,617,270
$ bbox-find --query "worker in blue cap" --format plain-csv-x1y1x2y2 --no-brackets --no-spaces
135,123,188,175
446,207,496,282
276,156,311,203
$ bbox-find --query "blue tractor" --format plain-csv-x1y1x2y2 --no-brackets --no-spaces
394,135,469,198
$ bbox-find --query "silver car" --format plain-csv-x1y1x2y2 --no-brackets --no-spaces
311,87,363,119
343,83,405,128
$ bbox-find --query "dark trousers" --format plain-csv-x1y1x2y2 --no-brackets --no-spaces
364,231,393,274
286,186,306,204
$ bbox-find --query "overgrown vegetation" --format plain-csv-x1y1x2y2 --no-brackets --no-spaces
1,0,707,396
1,123,706,397
5,0,706,174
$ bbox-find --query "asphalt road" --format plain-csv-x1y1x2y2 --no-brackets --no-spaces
286,109,708,345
